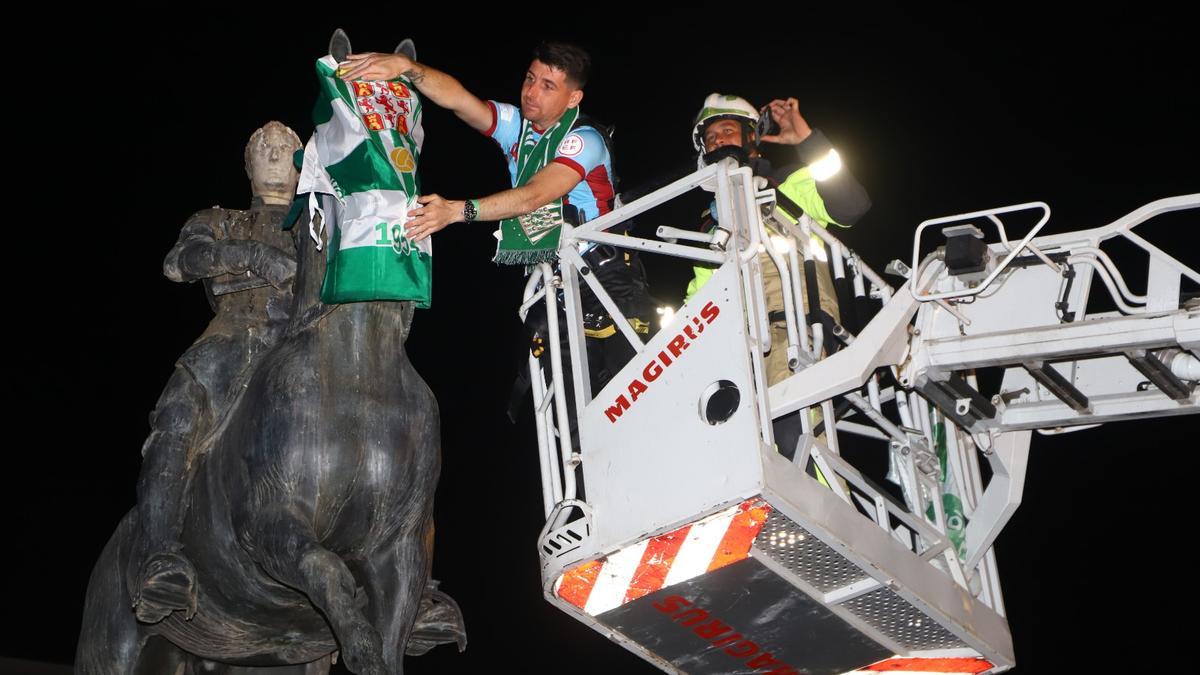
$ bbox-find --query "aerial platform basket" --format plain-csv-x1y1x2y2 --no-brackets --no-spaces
523,157,1196,674
536,262,1011,675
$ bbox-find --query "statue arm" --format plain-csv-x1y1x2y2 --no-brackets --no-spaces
163,209,296,289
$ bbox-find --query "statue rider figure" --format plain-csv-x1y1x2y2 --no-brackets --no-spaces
133,121,303,623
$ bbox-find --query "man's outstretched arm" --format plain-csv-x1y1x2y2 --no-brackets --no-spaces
403,163,582,242
337,52,493,132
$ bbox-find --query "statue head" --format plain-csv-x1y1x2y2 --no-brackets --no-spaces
245,121,302,205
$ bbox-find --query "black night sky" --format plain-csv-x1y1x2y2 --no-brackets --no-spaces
8,9,1198,674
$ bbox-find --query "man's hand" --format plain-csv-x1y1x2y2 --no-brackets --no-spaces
760,97,813,146
337,52,415,82
406,194,465,242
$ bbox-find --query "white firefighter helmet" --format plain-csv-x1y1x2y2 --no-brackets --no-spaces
692,93,759,152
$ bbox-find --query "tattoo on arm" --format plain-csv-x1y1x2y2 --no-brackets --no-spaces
403,67,426,85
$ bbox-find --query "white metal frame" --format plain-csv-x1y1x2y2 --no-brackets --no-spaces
519,157,1197,672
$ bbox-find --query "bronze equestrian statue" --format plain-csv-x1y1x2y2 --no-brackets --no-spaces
77,33,464,675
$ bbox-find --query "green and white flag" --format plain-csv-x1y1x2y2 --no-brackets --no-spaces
297,55,432,307
886,415,968,561
928,421,968,561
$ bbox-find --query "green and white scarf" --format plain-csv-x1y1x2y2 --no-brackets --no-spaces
494,106,579,265
297,55,432,307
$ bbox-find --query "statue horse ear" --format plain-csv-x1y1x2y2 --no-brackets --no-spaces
395,39,416,61
329,28,352,63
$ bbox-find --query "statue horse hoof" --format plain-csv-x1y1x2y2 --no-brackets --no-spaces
342,645,388,675
134,551,198,623
335,623,388,675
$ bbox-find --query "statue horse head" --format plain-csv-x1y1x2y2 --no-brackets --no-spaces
77,31,460,675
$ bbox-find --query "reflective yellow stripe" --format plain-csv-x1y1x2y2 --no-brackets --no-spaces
585,317,649,339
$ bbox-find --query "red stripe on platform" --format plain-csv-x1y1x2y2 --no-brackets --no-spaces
557,559,604,610
623,525,692,604
864,657,994,673
707,501,772,572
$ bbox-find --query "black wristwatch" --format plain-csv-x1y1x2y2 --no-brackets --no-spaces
463,199,479,222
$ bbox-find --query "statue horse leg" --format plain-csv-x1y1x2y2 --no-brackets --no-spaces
355,521,435,673
243,507,388,675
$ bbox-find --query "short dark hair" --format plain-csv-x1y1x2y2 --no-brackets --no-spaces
532,41,591,88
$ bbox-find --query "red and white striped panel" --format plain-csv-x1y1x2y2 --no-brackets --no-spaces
847,656,994,674
555,499,771,616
